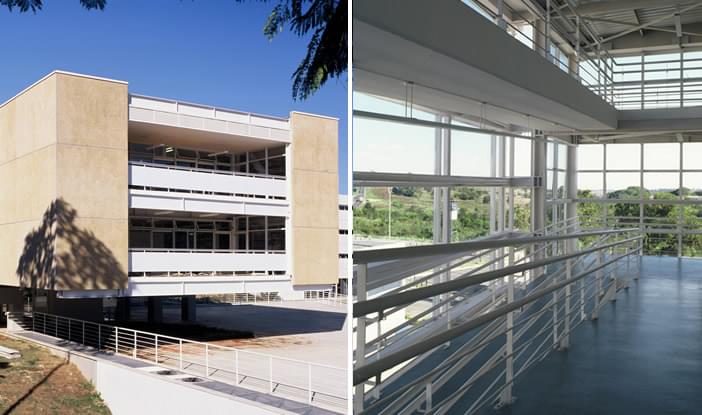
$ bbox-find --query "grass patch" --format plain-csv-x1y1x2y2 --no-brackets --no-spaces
0,334,111,414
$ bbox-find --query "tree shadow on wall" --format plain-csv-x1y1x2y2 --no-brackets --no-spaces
16,198,125,293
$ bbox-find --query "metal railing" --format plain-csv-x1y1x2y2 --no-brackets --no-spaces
465,0,617,105
128,248,285,255
21,312,346,411
128,160,287,181
352,224,642,414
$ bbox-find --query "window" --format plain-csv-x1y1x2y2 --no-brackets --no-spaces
153,232,173,249
129,230,150,249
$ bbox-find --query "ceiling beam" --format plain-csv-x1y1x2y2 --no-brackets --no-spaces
593,2,702,46
580,16,702,37
632,9,644,37
572,0,702,16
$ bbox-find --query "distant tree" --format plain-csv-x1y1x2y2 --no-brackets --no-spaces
392,186,416,197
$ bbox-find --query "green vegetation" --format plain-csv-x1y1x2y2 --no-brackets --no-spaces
355,185,702,257
353,187,530,242
578,187,702,256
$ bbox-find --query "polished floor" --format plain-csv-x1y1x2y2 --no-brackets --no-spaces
490,255,702,415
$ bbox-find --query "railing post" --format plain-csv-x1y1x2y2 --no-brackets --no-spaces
354,264,368,413
205,343,209,378
82,321,85,345
235,349,239,383
55,316,58,337
155,335,159,363
560,258,571,349
133,331,137,359
425,382,432,411
115,327,119,354
32,313,35,332
308,364,313,404
269,356,274,393
98,325,102,350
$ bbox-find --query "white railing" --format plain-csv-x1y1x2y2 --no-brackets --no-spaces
128,163,287,200
129,160,286,181
353,226,642,414
25,312,346,411
128,248,285,255
129,250,288,274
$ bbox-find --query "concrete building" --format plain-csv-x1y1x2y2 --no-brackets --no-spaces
0,71,340,321
353,1,702,414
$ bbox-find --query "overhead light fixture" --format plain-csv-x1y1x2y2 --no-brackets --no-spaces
145,144,165,151
165,146,174,153
208,150,230,157
198,212,222,218
153,211,175,215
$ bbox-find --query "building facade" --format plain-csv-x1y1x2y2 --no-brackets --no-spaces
0,71,340,318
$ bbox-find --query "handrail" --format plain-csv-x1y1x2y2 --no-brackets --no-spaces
354,235,641,318
128,160,286,181
354,228,636,264
353,246,639,386
24,311,346,410
128,248,285,254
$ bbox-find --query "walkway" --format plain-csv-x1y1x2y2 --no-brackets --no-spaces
482,255,702,415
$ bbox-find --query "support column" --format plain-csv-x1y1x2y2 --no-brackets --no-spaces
532,136,547,281
115,297,131,321
147,297,163,324
181,295,197,322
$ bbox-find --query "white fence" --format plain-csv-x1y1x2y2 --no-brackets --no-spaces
25,312,347,411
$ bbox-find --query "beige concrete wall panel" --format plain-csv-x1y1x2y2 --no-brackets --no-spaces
0,100,17,165
289,113,339,286
292,227,340,285
292,170,339,229
56,144,127,220
54,216,127,291
6,75,58,162
290,113,338,173
11,145,57,223
56,74,127,150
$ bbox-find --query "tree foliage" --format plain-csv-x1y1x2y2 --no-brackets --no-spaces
253,0,347,100
0,0,104,12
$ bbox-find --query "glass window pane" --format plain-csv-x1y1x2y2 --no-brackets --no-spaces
129,230,150,249
451,127,492,176
606,172,640,198
268,157,285,176
644,143,679,170
154,220,173,229
514,138,531,176
606,144,640,170
152,232,173,249
216,234,230,250
196,232,213,250
249,231,266,250
643,172,678,194
683,172,702,198
249,217,266,230
578,144,603,170
578,172,603,198
683,142,702,169
268,230,285,250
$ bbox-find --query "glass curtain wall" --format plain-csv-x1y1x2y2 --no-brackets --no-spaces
353,93,533,242
577,142,702,256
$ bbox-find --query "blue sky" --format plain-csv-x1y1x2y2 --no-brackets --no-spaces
0,0,348,193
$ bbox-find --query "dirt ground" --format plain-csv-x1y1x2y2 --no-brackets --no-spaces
0,334,110,414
